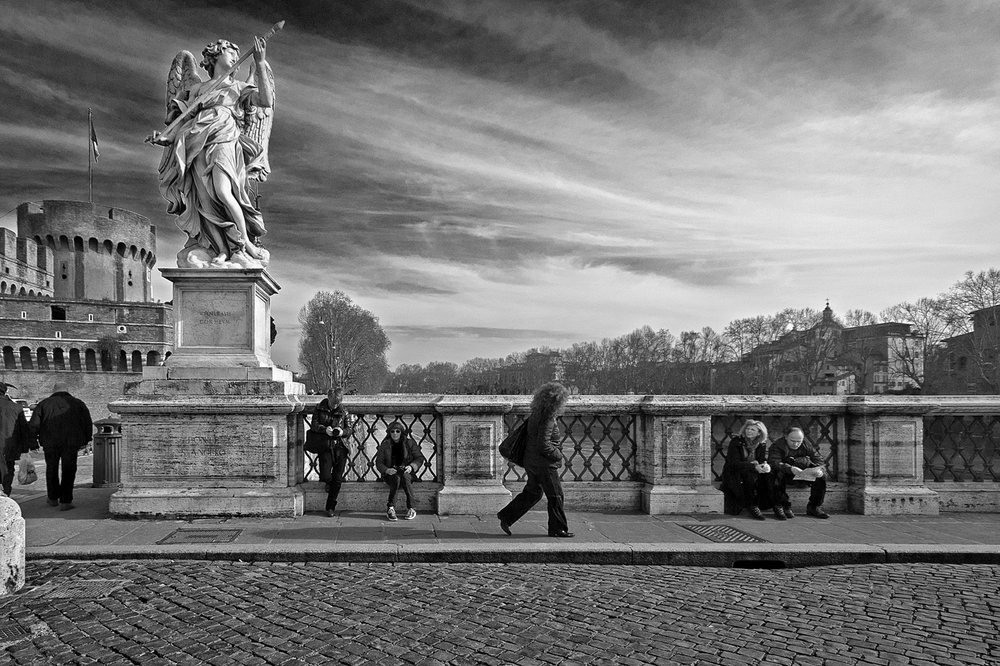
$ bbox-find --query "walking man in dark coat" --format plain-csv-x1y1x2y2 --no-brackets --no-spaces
29,382,93,511
0,382,31,496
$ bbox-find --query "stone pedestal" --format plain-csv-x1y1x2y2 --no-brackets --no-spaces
434,399,512,515
109,268,305,518
846,401,939,515
640,412,723,514
0,497,25,595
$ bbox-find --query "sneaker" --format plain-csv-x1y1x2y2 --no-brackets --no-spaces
783,507,795,520
807,505,830,519
46,499,59,507
325,510,336,518
387,507,398,521
772,507,786,521
404,508,416,520
748,506,765,521
59,503,75,512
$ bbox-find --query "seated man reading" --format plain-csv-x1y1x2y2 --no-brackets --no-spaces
768,427,829,520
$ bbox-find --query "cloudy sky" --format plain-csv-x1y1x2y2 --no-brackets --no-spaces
2,0,1000,370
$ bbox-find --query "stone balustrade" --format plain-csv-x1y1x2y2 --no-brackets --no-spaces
290,394,1000,516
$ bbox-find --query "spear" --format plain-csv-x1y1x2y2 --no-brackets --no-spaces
145,20,284,145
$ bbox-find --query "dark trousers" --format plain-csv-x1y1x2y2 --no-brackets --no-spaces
383,469,415,509
2,458,15,496
44,447,78,505
497,466,569,535
721,466,773,515
773,471,827,508
321,446,349,512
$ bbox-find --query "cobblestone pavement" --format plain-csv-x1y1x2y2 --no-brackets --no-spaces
1,561,998,665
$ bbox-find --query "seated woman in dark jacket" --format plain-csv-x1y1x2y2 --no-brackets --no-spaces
720,419,772,520
375,421,425,521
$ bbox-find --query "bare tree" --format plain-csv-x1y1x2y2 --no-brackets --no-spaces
297,291,390,393
881,298,948,391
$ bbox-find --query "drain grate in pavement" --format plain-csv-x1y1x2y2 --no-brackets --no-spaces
0,626,30,640
30,579,129,599
157,528,244,545
681,524,768,543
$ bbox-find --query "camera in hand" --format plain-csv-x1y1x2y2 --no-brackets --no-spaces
330,427,344,438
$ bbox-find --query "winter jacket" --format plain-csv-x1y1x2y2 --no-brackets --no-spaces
521,412,563,471
375,431,425,476
311,398,353,450
29,391,93,452
0,395,30,461
768,437,824,475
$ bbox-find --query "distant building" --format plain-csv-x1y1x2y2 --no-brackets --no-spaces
498,351,565,394
746,303,924,395
0,200,173,417
942,305,1000,394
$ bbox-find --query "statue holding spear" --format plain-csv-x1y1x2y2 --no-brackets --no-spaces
149,21,284,269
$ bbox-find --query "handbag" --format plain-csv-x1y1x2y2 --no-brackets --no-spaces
16,453,37,485
498,421,529,466
303,429,327,454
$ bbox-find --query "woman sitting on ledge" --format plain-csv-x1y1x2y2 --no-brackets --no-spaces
720,419,773,520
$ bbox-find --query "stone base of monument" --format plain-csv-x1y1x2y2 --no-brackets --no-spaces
848,486,940,515
0,497,25,596
642,485,724,514
110,268,306,518
437,484,513,516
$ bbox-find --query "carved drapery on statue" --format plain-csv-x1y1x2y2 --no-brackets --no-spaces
149,25,281,269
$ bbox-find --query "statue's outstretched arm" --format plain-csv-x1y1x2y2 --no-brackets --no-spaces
250,36,273,108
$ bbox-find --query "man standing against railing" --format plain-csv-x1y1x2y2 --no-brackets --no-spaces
311,387,354,517
768,427,829,519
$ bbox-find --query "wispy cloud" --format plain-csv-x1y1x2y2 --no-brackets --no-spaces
2,0,999,368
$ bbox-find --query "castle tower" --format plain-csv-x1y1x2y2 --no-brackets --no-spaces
17,200,157,302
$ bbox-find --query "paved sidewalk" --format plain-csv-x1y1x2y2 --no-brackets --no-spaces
11,469,1000,566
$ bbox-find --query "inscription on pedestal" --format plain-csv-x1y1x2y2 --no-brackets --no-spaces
661,420,705,480
127,423,277,479
451,424,494,479
873,420,918,479
181,290,249,348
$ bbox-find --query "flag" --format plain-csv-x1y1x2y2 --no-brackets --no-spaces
90,114,100,162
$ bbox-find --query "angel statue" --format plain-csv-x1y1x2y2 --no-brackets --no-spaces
149,23,282,269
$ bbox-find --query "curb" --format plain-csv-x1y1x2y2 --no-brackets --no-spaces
25,543,1000,567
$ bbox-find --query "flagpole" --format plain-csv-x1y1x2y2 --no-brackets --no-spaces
88,108,93,204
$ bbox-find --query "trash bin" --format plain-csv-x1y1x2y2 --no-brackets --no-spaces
92,417,122,488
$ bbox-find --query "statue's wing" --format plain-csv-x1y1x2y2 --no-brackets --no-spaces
243,59,274,182
165,51,201,123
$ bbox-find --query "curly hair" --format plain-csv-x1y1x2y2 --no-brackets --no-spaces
737,419,768,445
201,39,239,76
529,381,570,422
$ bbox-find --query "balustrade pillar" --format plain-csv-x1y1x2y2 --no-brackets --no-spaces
434,398,512,515
845,397,939,515
640,400,722,514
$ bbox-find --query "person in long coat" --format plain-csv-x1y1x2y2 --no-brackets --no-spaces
311,387,354,517
29,382,92,511
0,382,30,497
497,382,574,538
720,419,772,520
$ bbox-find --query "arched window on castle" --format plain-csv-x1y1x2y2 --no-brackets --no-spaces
147,351,160,367
132,350,142,372
2,347,15,370
53,347,65,371
118,350,128,372
69,348,82,371
85,348,97,372
36,348,49,371
19,347,32,370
